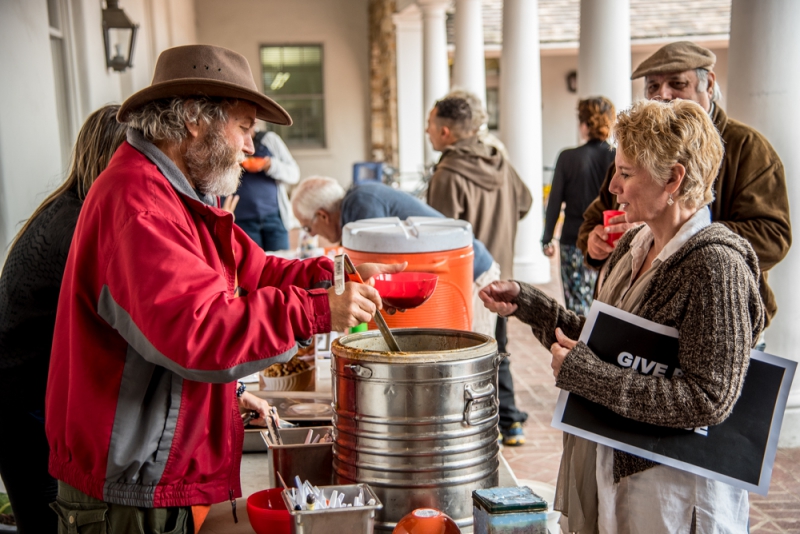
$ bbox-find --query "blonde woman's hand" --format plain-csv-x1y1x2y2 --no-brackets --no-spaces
479,280,520,317
550,328,578,379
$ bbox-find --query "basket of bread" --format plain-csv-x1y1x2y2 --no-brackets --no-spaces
258,349,315,392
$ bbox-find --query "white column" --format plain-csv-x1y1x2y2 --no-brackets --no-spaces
577,0,631,110
452,0,486,102
393,6,425,175
418,0,451,165
499,0,550,283
728,0,800,448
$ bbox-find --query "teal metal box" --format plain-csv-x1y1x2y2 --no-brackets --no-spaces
472,487,548,534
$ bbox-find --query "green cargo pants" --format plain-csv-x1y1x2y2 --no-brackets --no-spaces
50,481,193,534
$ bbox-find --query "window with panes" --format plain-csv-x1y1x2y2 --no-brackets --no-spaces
260,45,325,148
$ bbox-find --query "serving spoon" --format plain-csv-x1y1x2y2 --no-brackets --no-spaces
336,254,402,352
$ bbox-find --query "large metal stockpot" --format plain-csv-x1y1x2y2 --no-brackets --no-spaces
331,328,501,533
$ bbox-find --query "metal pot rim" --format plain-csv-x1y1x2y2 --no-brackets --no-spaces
331,328,497,363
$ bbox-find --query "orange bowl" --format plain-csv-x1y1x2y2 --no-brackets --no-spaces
372,272,438,309
247,488,291,534
393,508,461,534
241,156,266,173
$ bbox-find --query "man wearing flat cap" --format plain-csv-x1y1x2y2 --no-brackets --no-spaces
578,41,791,330
45,44,401,532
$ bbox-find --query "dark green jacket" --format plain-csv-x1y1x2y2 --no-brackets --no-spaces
577,105,791,325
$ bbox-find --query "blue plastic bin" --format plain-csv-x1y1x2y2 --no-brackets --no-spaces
352,162,384,185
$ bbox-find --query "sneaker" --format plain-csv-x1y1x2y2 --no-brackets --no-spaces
500,422,525,446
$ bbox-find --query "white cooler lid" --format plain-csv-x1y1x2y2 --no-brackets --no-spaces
342,216,473,253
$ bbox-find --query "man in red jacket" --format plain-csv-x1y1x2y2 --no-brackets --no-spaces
46,45,399,533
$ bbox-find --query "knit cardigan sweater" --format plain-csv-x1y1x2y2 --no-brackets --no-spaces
513,222,765,480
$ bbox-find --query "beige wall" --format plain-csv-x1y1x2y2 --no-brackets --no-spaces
195,0,371,187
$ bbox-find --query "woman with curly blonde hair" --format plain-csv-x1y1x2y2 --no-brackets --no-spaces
543,96,616,315
484,99,763,532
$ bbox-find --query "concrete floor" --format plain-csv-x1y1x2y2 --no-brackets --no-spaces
501,253,800,532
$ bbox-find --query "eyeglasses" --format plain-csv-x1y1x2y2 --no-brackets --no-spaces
301,213,318,234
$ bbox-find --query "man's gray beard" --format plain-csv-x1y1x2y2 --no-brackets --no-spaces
184,124,244,197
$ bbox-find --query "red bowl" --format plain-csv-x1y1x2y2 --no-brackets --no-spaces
247,488,291,534
373,272,438,309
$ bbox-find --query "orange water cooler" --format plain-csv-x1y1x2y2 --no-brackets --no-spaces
342,217,474,331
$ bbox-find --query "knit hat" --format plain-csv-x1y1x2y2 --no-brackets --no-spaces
631,41,716,80
118,44,291,125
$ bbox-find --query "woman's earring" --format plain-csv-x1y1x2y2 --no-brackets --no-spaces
667,193,674,206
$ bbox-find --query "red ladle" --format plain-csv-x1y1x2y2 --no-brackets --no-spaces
372,272,438,309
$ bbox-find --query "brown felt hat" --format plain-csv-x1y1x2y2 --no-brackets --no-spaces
631,41,716,80
118,44,292,125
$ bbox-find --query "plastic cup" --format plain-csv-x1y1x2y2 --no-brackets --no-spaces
349,323,368,334
603,210,626,246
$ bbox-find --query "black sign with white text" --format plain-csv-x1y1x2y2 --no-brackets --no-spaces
551,301,796,495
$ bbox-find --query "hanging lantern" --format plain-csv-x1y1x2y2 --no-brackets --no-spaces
102,0,139,72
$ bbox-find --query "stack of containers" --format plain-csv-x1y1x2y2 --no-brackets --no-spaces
341,217,474,330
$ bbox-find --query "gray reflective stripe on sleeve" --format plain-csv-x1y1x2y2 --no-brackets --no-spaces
104,345,183,506
98,285,297,383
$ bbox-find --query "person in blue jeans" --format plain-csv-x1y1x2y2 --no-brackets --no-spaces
230,130,300,251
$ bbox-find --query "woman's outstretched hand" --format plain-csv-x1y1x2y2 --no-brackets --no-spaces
479,280,521,317
550,327,578,378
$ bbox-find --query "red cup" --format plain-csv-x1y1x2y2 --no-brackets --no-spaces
603,210,626,246
247,488,291,534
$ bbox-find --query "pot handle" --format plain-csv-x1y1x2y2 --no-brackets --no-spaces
463,382,497,426
494,352,509,369
345,364,373,379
